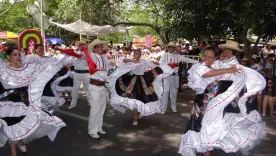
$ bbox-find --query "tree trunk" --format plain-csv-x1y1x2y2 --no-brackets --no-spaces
253,18,273,53
241,24,250,59
164,29,170,44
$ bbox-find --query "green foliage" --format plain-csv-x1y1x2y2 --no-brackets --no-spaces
119,0,173,43
54,0,121,25
99,32,125,43
120,1,159,37
165,0,276,42
48,0,122,41
0,0,38,33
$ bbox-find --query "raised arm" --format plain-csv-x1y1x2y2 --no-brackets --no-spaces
123,59,134,63
179,55,199,64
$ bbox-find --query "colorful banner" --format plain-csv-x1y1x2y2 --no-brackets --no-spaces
18,29,43,53
133,36,158,47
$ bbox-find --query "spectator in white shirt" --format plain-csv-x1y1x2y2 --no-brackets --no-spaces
264,54,274,70
250,54,263,72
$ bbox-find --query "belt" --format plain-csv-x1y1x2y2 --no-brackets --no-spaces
75,70,89,73
90,78,105,86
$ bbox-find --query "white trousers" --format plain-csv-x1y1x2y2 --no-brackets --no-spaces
88,85,107,134
161,75,179,112
71,72,91,105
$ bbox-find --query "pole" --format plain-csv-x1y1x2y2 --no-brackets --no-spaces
40,0,46,52
80,10,82,41
273,53,276,96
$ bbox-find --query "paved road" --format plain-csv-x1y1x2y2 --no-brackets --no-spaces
1,89,276,156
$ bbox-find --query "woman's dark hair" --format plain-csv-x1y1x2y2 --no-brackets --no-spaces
264,78,273,93
6,48,18,56
35,44,43,49
51,44,56,49
267,54,275,59
134,49,142,55
203,47,219,57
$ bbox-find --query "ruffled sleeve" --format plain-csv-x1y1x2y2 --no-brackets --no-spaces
187,63,213,94
145,59,155,69
0,58,6,69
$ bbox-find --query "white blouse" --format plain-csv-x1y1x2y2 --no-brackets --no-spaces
187,63,213,94
0,63,40,89
128,59,155,75
21,54,74,67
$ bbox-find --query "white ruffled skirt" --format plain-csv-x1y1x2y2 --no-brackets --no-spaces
0,101,66,147
179,110,266,155
107,64,173,117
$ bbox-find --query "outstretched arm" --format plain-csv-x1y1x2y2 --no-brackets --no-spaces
179,55,199,64
202,66,239,78
123,59,134,63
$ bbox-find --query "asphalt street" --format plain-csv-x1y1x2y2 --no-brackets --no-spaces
1,88,276,156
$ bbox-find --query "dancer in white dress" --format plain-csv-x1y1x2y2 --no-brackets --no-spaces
0,48,67,156
107,50,173,125
179,47,266,156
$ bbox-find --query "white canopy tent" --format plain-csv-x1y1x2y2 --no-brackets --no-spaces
50,19,131,37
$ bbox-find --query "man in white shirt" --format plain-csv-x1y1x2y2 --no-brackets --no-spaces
212,40,243,69
159,42,198,114
250,54,263,72
68,41,91,109
150,46,165,62
85,39,113,139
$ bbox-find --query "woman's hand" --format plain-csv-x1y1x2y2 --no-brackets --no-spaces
226,65,241,73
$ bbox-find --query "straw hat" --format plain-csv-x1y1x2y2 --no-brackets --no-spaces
88,39,108,53
75,41,87,48
164,42,176,48
241,58,248,62
218,40,243,52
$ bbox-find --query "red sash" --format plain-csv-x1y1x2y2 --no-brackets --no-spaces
168,63,178,69
57,48,81,58
81,48,97,75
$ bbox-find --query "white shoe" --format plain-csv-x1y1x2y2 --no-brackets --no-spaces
68,104,77,109
89,134,100,139
172,109,177,113
133,121,138,126
98,130,106,135
160,111,165,115
18,144,27,152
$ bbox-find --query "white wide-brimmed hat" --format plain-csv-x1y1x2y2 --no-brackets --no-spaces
155,46,161,50
75,41,87,48
218,40,244,52
164,42,176,48
251,54,260,62
88,39,108,53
